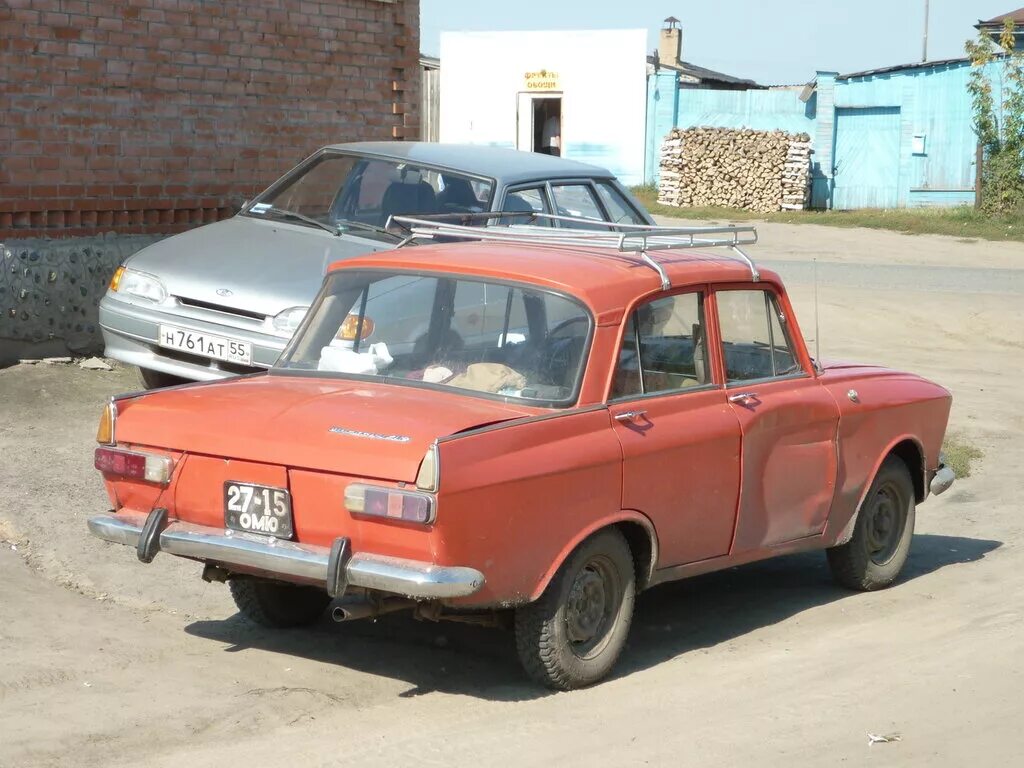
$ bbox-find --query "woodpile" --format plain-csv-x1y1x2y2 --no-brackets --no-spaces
657,127,812,212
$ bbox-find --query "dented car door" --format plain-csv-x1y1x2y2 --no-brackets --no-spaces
714,287,840,550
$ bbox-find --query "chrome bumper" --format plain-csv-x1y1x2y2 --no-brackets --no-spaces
88,512,484,600
930,465,955,496
929,451,956,497
99,294,285,381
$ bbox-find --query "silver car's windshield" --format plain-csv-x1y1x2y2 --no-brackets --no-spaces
246,153,495,241
276,270,592,407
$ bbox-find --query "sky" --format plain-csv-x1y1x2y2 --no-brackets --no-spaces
420,0,1016,84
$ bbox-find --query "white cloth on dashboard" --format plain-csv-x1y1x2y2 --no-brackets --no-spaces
318,342,393,374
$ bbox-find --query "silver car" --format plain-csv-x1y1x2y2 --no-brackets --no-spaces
99,142,653,387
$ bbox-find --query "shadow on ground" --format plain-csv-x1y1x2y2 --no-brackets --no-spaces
185,533,1000,701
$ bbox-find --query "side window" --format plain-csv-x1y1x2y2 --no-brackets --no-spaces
501,186,552,226
612,292,708,399
716,290,800,382
596,182,646,225
550,183,608,230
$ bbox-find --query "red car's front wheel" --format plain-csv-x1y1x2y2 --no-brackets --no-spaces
828,456,916,591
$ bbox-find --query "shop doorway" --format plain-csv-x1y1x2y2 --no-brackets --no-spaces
516,93,562,155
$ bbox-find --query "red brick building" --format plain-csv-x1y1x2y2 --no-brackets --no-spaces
0,0,420,240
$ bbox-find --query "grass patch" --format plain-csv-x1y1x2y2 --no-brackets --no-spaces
630,185,1024,243
941,432,984,479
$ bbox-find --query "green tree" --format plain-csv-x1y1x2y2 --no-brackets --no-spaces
966,19,1024,214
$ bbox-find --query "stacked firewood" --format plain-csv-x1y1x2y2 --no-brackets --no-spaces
657,127,812,212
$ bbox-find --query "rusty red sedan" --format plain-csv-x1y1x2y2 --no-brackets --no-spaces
89,220,955,689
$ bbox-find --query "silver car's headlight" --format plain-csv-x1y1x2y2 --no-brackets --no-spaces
271,306,308,336
115,268,167,303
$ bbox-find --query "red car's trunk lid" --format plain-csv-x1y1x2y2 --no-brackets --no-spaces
115,374,539,482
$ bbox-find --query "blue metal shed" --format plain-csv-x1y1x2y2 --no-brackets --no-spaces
645,57,996,209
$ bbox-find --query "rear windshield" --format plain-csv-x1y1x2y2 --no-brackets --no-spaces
276,270,592,407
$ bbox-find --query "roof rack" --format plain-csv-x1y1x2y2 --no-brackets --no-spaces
385,213,760,289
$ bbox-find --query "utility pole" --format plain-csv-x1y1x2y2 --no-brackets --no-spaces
922,0,930,62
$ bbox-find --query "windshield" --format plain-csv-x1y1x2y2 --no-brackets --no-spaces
245,153,495,240
277,270,592,406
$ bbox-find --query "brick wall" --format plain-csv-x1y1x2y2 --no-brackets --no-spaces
0,0,420,240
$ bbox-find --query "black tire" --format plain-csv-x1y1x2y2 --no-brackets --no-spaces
827,456,916,591
229,578,331,628
138,367,188,390
514,528,635,690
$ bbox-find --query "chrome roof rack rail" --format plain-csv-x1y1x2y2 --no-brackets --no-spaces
385,213,760,289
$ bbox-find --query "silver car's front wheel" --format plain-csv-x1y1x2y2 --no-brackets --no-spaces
138,367,189,390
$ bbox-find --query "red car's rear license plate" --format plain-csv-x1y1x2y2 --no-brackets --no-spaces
224,481,293,539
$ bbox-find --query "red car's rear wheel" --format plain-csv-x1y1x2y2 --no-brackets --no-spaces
515,528,635,690
229,578,331,628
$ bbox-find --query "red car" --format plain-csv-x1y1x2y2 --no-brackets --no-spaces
89,220,955,689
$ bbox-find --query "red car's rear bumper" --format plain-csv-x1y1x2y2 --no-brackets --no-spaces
88,511,484,600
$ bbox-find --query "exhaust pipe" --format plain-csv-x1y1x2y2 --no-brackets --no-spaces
332,597,414,623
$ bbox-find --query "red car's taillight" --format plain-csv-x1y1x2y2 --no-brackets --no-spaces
94,447,173,485
344,484,434,525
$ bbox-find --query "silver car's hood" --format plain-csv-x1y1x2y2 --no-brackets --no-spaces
125,216,391,316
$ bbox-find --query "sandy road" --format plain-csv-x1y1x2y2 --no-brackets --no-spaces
1,223,1022,767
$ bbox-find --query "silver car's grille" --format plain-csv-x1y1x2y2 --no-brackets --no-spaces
176,296,267,321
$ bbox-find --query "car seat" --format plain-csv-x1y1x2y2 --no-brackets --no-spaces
692,322,706,384
501,193,541,225
436,177,479,213
380,181,437,225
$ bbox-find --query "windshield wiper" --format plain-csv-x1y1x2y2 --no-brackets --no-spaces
258,207,339,236
337,219,400,240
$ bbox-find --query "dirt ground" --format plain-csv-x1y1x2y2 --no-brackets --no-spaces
1,222,1022,767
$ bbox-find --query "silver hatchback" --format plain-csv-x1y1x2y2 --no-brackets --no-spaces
99,142,652,387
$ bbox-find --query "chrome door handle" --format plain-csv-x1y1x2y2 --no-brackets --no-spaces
614,410,647,422
728,392,758,404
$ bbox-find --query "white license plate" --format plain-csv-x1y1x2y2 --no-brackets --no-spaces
158,324,252,365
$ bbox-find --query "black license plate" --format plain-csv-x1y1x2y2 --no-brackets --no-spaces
224,481,293,539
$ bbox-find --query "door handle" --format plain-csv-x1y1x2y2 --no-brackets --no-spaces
728,392,758,404
614,410,647,422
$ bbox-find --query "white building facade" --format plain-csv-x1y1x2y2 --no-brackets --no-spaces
439,29,648,186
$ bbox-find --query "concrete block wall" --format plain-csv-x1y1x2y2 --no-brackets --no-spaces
0,233,163,362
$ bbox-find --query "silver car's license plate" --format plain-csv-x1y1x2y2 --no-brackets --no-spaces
224,482,293,539
158,324,252,365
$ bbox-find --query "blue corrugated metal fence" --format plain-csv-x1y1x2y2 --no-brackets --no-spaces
646,58,995,209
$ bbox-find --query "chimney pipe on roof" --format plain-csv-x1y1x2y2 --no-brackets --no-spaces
659,16,682,68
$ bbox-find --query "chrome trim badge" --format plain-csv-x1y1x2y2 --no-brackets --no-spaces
215,288,234,297
329,426,411,443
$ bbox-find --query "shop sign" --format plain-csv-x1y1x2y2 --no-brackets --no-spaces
524,70,560,91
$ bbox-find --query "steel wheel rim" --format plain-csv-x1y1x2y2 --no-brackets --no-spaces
865,480,906,565
565,555,621,659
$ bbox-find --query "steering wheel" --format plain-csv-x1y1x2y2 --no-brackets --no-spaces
548,316,588,339
537,317,588,386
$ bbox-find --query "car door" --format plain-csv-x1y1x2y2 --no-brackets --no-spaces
608,289,742,566
713,286,840,550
